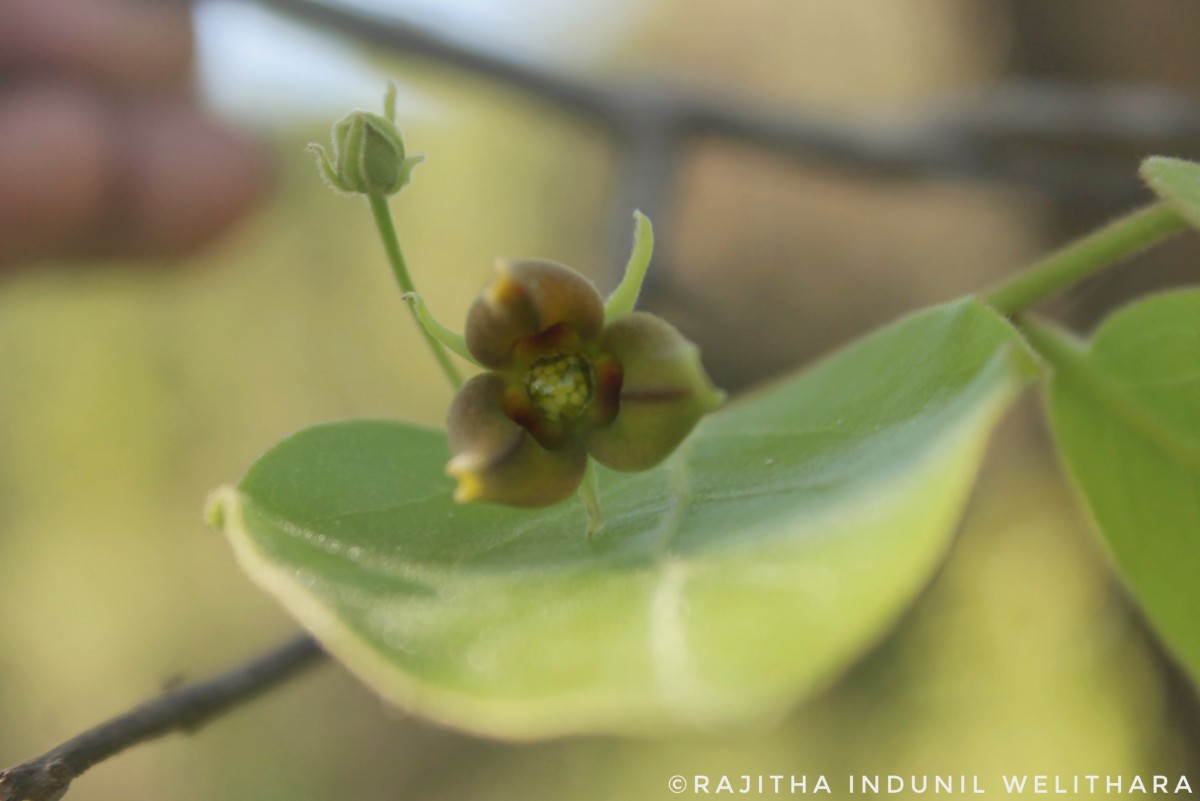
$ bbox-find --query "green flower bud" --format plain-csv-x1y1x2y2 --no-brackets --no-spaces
308,84,423,196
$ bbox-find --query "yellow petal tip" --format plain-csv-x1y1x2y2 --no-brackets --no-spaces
486,266,526,307
446,457,485,503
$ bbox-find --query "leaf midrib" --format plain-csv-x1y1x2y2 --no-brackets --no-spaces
1032,322,1200,474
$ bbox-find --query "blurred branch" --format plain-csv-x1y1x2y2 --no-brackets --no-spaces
0,635,323,801
244,0,1200,296
249,0,1200,201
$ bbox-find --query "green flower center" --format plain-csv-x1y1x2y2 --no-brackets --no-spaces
526,353,594,422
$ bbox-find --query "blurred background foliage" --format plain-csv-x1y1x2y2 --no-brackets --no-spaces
1,1,1198,798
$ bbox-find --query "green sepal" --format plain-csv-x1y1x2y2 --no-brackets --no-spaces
401,292,479,366
604,211,654,320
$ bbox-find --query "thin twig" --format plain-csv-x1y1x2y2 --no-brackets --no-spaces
249,0,1200,197
0,635,324,801
245,0,1200,291
249,0,624,120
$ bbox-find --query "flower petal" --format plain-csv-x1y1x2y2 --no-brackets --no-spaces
447,374,588,507
584,313,725,471
465,259,605,368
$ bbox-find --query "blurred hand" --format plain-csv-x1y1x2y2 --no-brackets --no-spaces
0,0,272,269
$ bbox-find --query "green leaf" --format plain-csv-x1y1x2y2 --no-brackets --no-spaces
208,298,1035,738
1027,290,1200,681
1141,156,1200,229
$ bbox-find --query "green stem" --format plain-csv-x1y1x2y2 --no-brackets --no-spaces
579,459,604,538
368,194,464,389
984,201,1186,316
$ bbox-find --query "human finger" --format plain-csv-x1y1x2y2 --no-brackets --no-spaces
0,0,194,93
0,83,273,268
104,97,273,259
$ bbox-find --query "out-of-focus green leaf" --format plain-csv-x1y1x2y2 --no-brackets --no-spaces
1030,289,1200,680
1141,156,1200,229
208,298,1035,739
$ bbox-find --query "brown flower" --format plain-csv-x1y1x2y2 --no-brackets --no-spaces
446,258,724,508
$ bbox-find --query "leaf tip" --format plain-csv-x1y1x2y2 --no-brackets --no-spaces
203,485,239,530
1138,154,1180,179
1138,156,1200,224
